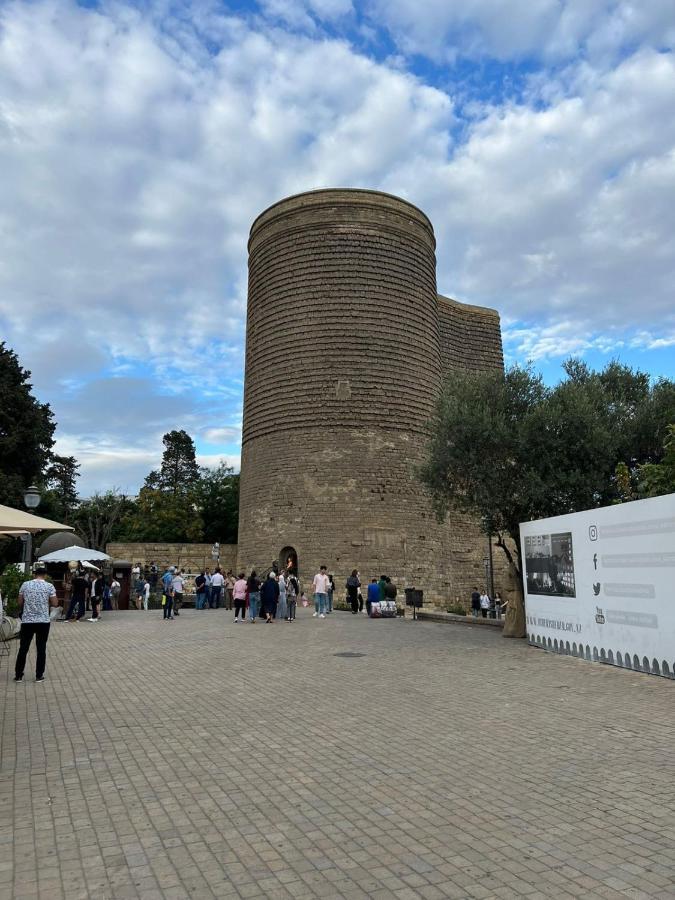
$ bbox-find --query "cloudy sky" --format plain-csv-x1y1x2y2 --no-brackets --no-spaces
1,0,674,496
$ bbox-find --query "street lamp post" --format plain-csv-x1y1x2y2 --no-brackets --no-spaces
22,484,41,574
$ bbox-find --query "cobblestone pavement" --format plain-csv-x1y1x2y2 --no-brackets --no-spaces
2,608,674,900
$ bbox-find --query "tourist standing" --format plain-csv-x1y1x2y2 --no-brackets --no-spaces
480,589,491,618
110,577,121,610
233,574,247,622
149,561,158,594
286,572,298,621
470,587,481,618
66,570,88,621
366,578,379,616
172,570,185,616
210,568,224,609
204,569,212,607
134,575,145,611
195,571,207,609
261,571,279,623
494,591,504,619
88,574,104,622
327,573,335,614
312,565,329,618
277,571,287,621
143,579,151,610
346,570,360,614
224,571,235,610
14,565,57,682
247,570,261,622
161,567,174,620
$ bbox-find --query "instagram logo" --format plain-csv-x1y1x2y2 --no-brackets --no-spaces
588,525,598,541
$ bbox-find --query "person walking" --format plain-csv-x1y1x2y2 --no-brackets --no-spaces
312,565,329,619
224,571,235,610
286,572,299,621
172,570,185,616
143,578,151,611
470,586,481,618
14,565,58,682
88,573,104,621
346,570,360,614
261,571,279,623
65,570,89,621
247,570,261,622
161,567,175,620
233,573,247,622
277,571,288,621
210,568,224,609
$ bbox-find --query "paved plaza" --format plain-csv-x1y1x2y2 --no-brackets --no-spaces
1,608,674,900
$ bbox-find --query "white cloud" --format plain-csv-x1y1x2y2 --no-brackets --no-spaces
0,0,673,492
365,0,675,63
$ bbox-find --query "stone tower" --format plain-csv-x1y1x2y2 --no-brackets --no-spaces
237,188,503,604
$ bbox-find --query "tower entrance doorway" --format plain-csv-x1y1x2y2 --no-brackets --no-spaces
280,546,298,577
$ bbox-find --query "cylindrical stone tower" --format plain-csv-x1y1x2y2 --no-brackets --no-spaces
237,187,450,592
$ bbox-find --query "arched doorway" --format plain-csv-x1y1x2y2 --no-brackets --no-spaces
280,546,298,577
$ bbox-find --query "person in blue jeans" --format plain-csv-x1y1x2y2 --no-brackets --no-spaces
161,567,175,620
195,571,207,609
312,565,329,618
247,570,261,622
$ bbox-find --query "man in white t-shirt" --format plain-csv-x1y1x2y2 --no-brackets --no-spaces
312,566,330,619
172,570,185,616
15,566,57,682
210,569,225,609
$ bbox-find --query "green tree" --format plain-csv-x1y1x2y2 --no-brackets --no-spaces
637,424,675,497
144,430,201,495
196,464,240,544
119,488,203,543
41,454,80,520
420,360,675,639
0,343,55,507
72,491,135,551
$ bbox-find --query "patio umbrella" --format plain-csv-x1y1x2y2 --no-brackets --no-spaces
38,546,111,563
0,504,74,534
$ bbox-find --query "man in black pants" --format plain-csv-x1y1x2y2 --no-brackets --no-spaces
15,565,58,683
65,570,88,621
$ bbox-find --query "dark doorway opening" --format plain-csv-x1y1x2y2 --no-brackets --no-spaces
280,546,298,577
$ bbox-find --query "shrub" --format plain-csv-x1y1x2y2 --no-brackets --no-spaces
446,602,467,616
0,564,25,618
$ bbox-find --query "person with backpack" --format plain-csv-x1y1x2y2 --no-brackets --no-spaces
161,567,175,620
470,586,481,618
195,571,207,609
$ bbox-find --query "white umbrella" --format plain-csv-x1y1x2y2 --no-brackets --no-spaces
38,546,110,563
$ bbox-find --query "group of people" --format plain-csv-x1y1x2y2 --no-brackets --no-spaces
63,569,121,622
470,587,506,619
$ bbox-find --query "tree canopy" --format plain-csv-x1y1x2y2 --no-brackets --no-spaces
0,342,55,508
421,359,675,637
144,430,201,494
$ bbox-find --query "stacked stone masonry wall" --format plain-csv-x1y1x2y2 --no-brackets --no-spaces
106,543,238,575
238,189,510,610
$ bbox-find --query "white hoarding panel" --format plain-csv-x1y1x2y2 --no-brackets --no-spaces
520,493,675,679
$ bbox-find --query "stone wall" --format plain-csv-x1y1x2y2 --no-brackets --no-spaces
437,294,504,376
237,188,509,607
106,543,238,574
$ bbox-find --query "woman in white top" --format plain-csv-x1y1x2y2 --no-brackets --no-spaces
480,591,491,618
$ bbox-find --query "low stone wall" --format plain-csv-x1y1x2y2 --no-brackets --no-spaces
106,543,238,574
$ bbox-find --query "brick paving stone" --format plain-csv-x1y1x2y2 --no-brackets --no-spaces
2,608,675,900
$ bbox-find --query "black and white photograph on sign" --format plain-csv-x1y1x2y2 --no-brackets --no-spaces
524,532,576,598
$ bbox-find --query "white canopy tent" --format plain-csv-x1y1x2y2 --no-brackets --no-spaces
38,546,110,563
